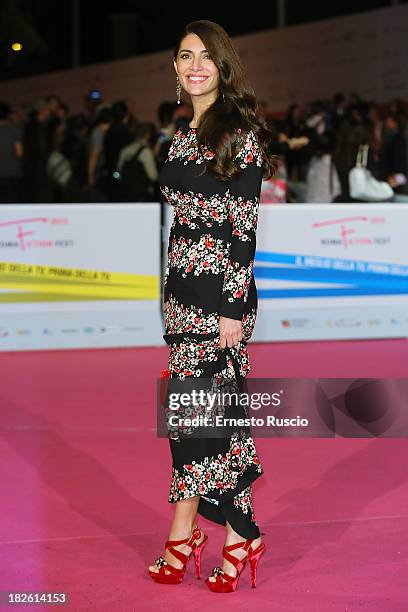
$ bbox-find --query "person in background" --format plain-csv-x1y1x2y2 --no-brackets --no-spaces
63,114,89,198
331,92,347,131
47,113,89,203
103,100,134,201
116,121,159,202
46,94,66,149
0,101,23,203
84,88,104,120
284,102,310,181
22,98,53,203
379,112,408,202
173,100,193,132
46,94,61,116
154,101,176,170
367,102,383,151
332,102,366,202
87,106,112,202
306,130,341,203
9,104,28,130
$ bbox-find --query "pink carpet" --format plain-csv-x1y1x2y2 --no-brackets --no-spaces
0,339,407,611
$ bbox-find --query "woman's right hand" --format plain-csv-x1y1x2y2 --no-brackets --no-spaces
219,316,243,349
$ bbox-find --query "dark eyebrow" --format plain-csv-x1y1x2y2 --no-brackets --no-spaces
179,49,208,54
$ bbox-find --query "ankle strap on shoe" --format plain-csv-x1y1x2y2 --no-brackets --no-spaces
224,539,254,553
166,527,201,548
223,539,254,567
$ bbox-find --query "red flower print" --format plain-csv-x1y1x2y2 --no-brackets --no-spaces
204,239,213,248
234,289,243,298
245,153,253,163
185,464,194,471
199,484,206,493
178,481,186,491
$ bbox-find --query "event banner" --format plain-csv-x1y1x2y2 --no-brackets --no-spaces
253,204,408,341
0,204,163,350
163,202,408,341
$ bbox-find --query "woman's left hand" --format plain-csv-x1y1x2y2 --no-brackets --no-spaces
219,316,243,349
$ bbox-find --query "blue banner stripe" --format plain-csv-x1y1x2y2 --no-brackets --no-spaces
255,251,408,277
258,287,408,298
255,252,298,264
253,266,408,290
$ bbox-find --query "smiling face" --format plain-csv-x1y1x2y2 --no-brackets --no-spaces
174,33,219,103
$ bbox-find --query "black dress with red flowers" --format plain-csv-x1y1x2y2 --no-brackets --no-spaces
159,123,264,539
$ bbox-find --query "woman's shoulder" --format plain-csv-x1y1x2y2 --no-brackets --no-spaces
233,128,263,169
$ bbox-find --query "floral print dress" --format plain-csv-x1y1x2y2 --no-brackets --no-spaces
159,123,264,539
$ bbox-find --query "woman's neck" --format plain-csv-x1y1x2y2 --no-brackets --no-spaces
190,92,218,128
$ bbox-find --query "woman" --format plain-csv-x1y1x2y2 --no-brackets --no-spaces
149,20,278,592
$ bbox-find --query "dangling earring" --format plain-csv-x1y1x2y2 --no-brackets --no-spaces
176,76,181,105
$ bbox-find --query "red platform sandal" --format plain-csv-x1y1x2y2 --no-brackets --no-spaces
148,526,208,584
206,539,266,592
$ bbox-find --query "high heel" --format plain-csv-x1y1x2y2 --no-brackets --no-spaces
205,539,266,593
148,526,208,584
248,543,266,588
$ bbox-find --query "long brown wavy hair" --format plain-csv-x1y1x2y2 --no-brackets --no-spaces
174,20,280,181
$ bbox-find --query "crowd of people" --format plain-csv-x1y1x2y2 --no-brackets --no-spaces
0,90,407,204
263,94,408,203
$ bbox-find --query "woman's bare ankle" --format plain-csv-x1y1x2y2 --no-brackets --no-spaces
169,521,197,539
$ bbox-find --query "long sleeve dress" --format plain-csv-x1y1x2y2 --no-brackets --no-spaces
159,123,264,539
